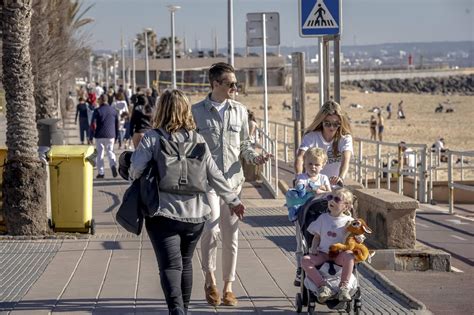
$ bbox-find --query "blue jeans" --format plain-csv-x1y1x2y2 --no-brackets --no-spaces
146,216,205,312
79,118,89,143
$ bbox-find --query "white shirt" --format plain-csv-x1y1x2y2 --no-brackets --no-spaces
299,131,353,178
296,173,330,192
307,213,353,253
211,100,228,121
404,148,416,168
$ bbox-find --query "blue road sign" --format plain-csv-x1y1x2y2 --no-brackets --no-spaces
299,0,341,37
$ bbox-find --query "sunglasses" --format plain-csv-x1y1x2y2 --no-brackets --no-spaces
326,194,344,203
322,121,341,128
218,80,239,89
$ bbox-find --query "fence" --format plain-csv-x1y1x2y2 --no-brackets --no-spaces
448,150,474,213
254,126,279,198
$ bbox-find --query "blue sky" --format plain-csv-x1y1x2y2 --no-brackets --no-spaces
81,0,473,50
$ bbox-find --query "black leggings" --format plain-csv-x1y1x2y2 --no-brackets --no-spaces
145,216,205,312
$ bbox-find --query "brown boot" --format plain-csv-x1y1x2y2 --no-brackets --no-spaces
222,291,238,306
204,284,221,306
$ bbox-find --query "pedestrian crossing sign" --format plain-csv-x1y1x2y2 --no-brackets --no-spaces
299,0,341,37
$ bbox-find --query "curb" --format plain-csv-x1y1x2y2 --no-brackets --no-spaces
360,262,431,313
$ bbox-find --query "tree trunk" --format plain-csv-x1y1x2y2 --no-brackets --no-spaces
31,0,55,121
2,0,48,235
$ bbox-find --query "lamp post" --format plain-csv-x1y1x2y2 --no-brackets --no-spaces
113,52,117,89
168,5,181,89
132,39,137,93
144,28,152,89
104,54,111,89
227,0,234,66
89,54,93,84
121,34,126,88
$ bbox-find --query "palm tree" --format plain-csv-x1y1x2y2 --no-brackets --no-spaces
2,0,48,235
135,29,158,58
155,36,183,58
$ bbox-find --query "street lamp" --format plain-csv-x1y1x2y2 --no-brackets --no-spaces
103,54,111,89
227,0,234,66
144,28,153,89
121,34,126,88
113,52,118,89
132,38,137,93
168,5,180,89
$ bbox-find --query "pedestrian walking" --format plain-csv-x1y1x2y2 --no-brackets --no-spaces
192,62,270,307
91,94,119,179
75,97,90,144
377,112,384,142
369,115,377,140
112,92,129,148
129,89,245,315
398,100,406,119
130,94,152,149
386,102,392,119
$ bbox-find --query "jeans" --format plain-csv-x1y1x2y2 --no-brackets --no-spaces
79,118,89,143
146,216,205,312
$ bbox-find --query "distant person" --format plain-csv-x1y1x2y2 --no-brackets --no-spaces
91,94,119,179
432,137,448,162
397,100,406,119
65,91,75,111
377,112,384,142
146,88,157,108
75,97,89,144
113,92,129,149
386,102,392,119
399,142,415,169
130,94,152,149
248,110,259,145
95,82,104,98
369,115,377,140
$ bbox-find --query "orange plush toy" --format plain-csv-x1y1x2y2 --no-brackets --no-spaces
329,218,373,263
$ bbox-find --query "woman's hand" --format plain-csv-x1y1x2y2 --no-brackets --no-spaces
329,176,343,186
230,203,245,220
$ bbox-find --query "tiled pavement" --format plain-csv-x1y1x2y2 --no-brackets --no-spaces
0,110,431,314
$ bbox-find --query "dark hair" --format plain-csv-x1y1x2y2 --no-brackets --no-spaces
78,97,85,102
208,62,235,89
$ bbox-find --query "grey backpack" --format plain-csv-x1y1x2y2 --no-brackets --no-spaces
154,128,208,195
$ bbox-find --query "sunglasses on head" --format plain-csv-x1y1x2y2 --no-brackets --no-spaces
326,194,344,203
322,121,341,128
218,80,239,89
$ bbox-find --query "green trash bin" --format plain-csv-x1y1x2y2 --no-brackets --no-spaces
48,145,96,234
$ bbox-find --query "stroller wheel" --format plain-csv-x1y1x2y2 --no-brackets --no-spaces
354,298,362,315
296,293,303,313
345,301,352,313
307,303,315,315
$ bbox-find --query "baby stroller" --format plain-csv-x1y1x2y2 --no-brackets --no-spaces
295,196,362,315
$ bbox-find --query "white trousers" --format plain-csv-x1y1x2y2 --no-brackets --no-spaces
200,188,240,282
96,138,116,175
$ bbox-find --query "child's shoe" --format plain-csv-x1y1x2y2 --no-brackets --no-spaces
293,267,301,286
338,283,351,301
316,284,333,303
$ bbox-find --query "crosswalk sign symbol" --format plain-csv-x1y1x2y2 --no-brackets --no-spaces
299,0,341,37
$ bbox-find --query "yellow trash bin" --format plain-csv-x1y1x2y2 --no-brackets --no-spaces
48,145,96,234
0,147,6,233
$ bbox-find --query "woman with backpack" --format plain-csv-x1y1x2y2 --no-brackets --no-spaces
129,89,245,315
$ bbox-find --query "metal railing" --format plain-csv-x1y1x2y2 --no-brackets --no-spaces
256,118,294,163
254,126,279,198
448,150,474,214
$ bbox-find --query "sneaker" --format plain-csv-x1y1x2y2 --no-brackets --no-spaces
111,165,118,178
317,285,333,303
96,174,104,179
293,268,302,287
338,284,351,302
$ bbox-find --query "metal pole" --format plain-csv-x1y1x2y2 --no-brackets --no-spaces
262,13,269,159
334,35,341,103
89,55,93,84
121,35,126,88
323,39,330,102
144,30,150,89
105,56,109,89
132,40,136,92
318,38,324,107
171,10,177,89
113,53,117,89
227,0,234,66
448,152,454,214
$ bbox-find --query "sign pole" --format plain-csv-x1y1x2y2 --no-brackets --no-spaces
318,38,324,108
323,38,330,102
334,35,341,103
262,13,269,158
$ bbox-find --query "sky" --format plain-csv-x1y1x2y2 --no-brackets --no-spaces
81,0,473,51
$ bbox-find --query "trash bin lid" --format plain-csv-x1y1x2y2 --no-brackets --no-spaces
47,145,95,160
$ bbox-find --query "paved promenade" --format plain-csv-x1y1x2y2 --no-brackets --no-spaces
1,108,470,314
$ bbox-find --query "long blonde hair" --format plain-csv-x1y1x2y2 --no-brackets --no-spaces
152,89,196,133
305,100,352,156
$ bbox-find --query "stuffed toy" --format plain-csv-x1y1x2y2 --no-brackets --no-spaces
328,218,374,263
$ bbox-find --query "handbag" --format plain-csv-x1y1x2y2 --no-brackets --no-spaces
116,180,143,235
139,162,160,217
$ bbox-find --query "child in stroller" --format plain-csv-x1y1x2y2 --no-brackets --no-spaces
296,188,363,314
285,148,331,286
